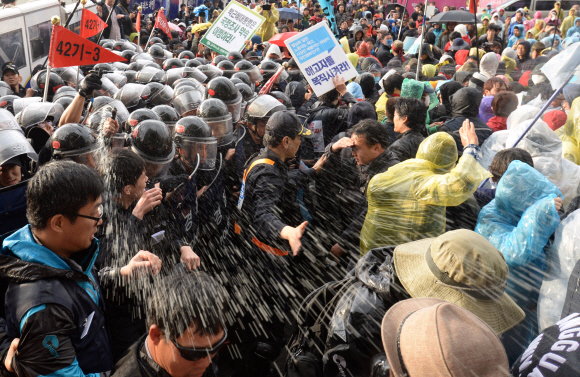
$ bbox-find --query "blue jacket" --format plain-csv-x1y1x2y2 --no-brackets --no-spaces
0,225,113,377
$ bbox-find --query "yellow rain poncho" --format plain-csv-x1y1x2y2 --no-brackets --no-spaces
422,64,436,78
346,53,359,70
530,20,545,39
255,5,280,43
562,9,577,37
375,92,388,122
359,133,491,255
501,55,517,81
340,37,351,54
558,97,580,164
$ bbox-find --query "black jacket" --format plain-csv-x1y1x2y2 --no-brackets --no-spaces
306,93,357,156
387,129,425,162
438,87,492,155
99,4,127,39
375,43,393,67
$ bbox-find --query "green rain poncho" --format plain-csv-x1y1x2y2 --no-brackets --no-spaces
359,132,491,255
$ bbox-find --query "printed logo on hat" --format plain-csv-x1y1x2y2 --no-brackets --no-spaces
208,89,215,96
176,125,185,133
52,141,61,149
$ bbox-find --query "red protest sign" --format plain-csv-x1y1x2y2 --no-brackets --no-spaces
48,25,125,68
80,9,107,39
136,11,141,32
154,10,172,40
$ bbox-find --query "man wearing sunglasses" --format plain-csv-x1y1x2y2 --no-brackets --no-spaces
112,272,228,377
0,161,161,377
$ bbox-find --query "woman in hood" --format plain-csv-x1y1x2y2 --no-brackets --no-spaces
544,9,562,27
567,17,580,38
480,52,500,79
420,43,438,65
529,19,545,39
541,34,563,51
562,8,577,37
508,24,525,48
429,81,463,123
515,40,536,72
501,55,517,81
263,44,281,61
349,27,365,52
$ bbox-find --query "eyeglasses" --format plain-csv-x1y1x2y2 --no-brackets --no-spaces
171,328,228,361
75,204,103,226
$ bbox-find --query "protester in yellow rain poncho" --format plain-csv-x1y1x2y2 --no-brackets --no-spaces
562,8,577,37
558,97,580,164
501,55,517,81
530,19,545,39
359,128,491,255
255,3,280,43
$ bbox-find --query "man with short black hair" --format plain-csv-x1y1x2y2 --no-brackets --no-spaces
0,160,161,377
1,63,34,98
112,272,228,377
402,21,419,40
388,97,427,162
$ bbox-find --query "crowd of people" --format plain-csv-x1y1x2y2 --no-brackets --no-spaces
1,0,580,376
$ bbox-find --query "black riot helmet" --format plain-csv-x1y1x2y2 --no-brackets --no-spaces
230,78,243,86
244,94,286,132
216,60,235,78
0,95,21,115
102,41,114,50
113,40,135,52
0,83,13,97
232,71,256,89
85,109,111,133
121,50,137,63
127,108,161,129
163,58,184,70
205,77,242,122
212,55,228,66
235,83,257,103
127,60,160,71
269,91,294,113
89,97,115,114
136,67,167,84
234,61,262,85
54,96,74,110
173,89,204,117
259,61,280,82
151,105,179,133
148,37,164,47
197,98,233,146
131,120,175,167
185,59,201,68
146,82,174,107
18,102,64,131
197,65,223,82
94,63,113,72
174,116,217,170
53,86,77,102
49,124,99,168
114,83,151,112
194,57,207,65
166,67,207,87
227,51,244,65
131,53,156,63
148,45,166,63
31,70,64,98
178,50,195,60
121,70,138,83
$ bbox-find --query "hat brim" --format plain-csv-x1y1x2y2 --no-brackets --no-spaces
381,298,445,377
393,238,525,335
298,124,312,138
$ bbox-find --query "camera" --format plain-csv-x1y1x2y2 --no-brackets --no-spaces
262,4,271,10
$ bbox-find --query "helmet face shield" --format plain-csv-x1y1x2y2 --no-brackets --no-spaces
247,66,263,83
145,161,170,180
149,85,174,106
59,67,84,88
205,115,233,146
70,150,99,169
110,133,127,149
173,90,203,116
180,137,217,170
0,129,38,165
226,94,242,123
94,77,120,97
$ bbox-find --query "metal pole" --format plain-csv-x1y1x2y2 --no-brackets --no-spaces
475,5,479,71
415,0,428,80
43,65,52,102
41,0,82,69
551,7,562,50
510,70,575,148
397,0,409,41
137,6,142,47
96,0,120,45
77,0,87,88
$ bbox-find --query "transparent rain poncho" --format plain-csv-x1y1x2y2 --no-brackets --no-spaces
505,119,580,209
359,132,491,255
557,97,580,164
538,209,580,331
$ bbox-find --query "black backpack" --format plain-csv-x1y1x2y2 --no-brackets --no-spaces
285,276,358,377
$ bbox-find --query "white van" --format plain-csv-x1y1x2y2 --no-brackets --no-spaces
502,0,576,18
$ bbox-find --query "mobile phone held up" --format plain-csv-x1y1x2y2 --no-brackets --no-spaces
262,4,271,10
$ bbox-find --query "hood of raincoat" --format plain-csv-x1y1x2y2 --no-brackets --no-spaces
266,44,281,58
502,47,517,61
357,41,372,57
513,24,526,38
506,119,561,159
534,11,542,19
563,83,580,106
455,24,468,37
479,95,495,123
452,71,473,85
420,43,434,60
340,36,351,54
507,105,540,129
518,40,531,59
347,53,359,69
347,101,377,128
400,78,425,100
422,64,436,78
501,55,517,75
360,56,382,72
285,81,306,109
415,132,458,172
439,81,463,106
347,82,364,101
480,52,499,79
451,87,483,118
542,34,563,51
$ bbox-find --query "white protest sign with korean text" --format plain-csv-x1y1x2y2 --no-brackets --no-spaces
284,22,358,97
200,1,265,56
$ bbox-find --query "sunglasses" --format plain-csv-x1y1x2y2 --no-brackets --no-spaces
75,204,103,226
171,328,228,361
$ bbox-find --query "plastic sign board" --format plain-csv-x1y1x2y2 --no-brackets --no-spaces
285,22,358,97
48,25,126,68
200,1,265,56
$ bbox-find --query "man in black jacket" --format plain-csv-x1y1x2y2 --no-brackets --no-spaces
0,161,160,377
112,272,228,377
96,0,128,40
325,119,399,261
388,97,426,162
438,87,493,155
375,31,394,67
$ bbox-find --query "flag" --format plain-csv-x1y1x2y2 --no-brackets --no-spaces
154,10,172,39
136,10,141,32
469,0,478,14
80,9,107,39
48,25,126,68
259,66,284,95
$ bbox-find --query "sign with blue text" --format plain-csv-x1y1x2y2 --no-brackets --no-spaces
285,22,358,96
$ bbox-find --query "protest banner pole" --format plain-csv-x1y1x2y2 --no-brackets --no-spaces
146,8,164,51
41,0,81,69
44,16,61,103
415,0,428,80
397,0,409,41
77,0,87,87
510,69,575,148
137,6,142,48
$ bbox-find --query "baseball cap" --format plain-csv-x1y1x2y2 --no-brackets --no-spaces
266,111,312,139
543,110,567,131
2,63,18,76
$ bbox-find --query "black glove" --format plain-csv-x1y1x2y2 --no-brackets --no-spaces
159,174,189,197
78,73,102,98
